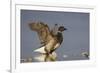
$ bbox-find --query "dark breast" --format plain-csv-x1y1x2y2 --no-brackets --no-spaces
49,32,63,54
56,32,63,44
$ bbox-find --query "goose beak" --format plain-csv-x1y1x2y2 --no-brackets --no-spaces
64,28,67,31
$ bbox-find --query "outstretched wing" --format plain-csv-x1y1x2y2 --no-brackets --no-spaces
29,22,53,44
51,24,59,36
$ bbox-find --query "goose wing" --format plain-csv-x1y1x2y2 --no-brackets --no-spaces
51,24,59,36
29,22,53,44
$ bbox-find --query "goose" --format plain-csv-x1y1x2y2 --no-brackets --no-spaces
29,21,67,54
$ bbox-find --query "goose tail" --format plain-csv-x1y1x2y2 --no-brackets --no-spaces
34,46,46,53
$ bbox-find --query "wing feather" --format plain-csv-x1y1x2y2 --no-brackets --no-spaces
51,24,58,36
29,22,53,44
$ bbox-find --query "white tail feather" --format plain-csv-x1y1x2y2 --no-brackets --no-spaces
34,46,46,53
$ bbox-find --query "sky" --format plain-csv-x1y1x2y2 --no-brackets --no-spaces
21,9,89,62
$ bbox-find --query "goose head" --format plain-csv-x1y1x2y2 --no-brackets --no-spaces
58,26,67,32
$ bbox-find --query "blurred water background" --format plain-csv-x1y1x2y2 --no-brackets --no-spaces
21,10,89,63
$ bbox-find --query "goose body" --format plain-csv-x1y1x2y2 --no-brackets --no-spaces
29,22,67,54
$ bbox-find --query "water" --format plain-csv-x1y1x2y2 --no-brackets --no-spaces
21,10,89,63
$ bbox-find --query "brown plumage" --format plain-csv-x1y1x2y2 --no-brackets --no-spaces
29,21,67,54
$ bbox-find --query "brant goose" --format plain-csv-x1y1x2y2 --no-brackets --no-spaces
29,21,67,55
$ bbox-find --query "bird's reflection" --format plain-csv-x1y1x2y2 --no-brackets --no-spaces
34,52,57,62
